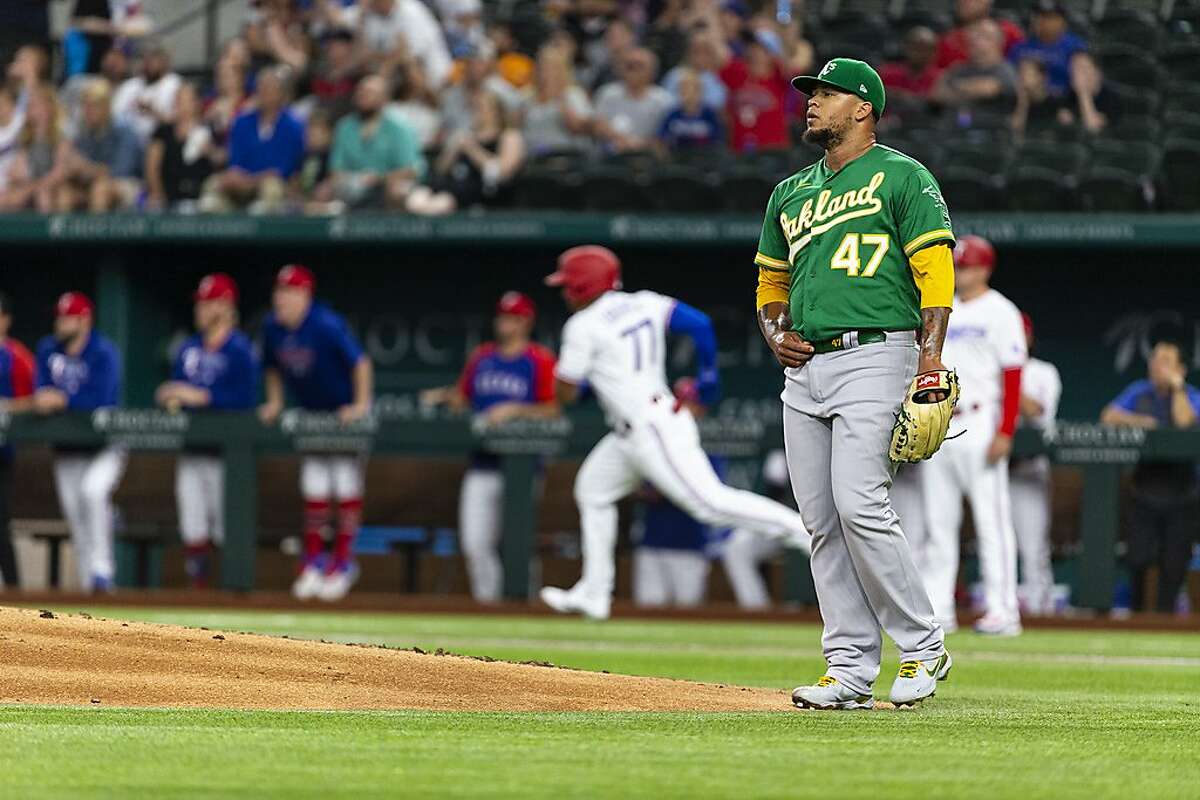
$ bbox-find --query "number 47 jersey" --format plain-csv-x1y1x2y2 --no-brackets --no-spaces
754,144,955,344
555,290,677,426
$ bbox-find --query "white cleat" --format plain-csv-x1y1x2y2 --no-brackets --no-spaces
539,585,611,620
889,651,953,707
973,614,1023,637
791,676,875,710
317,561,360,602
292,558,326,601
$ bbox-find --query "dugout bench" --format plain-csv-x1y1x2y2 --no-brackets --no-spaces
1,410,1195,610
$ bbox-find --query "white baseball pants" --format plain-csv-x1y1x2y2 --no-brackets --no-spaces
572,399,807,602
920,408,1020,623
721,528,782,609
176,455,225,546
1010,456,1054,615
300,455,363,500
53,447,128,587
459,468,504,603
633,547,709,607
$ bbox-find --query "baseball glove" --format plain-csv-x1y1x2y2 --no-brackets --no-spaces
888,369,961,463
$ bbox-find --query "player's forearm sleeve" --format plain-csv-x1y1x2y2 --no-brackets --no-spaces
908,243,954,309
999,367,1021,436
668,301,721,405
756,265,790,308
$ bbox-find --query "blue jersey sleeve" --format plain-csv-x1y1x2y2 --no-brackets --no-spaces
70,341,121,409
260,322,279,370
330,313,365,369
667,301,721,406
34,338,54,390
170,343,187,382
1110,380,1149,413
208,338,259,410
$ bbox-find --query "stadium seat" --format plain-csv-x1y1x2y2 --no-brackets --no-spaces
1159,44,1200,83
815,14,889,53
604,150,660,179
1163,110,1200,138
937,166,1004,212
720,168,780,213
1104,114,1161,143
1088,140,1161,176
1096,45,1163,91
1076,167,1153,212
579,167,651,212
943,140,1011,174
512,169,580,211
1005,165,1074,212
647,167,722,213
1093,10,1161,50
1157,138,1200,210
813,40,877,66
1161,84,1200,116
1016,140,1087,173
671,146,727,172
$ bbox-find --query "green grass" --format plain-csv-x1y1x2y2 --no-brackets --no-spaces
2,607,1199,799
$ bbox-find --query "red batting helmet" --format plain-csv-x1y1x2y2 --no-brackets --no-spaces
544,245,622,304
953,235,996,270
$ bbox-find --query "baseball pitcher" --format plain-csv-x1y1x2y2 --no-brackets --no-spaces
260,264,373,602
918,236,1027,636
33,292,125,593
539,245,811,621
757,59,956,709
155,274,259,589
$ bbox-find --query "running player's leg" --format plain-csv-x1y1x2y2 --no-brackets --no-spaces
785,404,882,695
79,447,127,588
722,528,781,609
919,449,966,625
53,456,90,589
1010,469,1053,614
967,456,1021,624
458,468,505,602
826,345,943,666
571,433,640,602
632,547,669,607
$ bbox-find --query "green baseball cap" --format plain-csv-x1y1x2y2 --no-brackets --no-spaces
791,58,886,119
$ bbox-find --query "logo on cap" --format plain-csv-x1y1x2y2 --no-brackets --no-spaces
860,83,868,92
819,61,836,77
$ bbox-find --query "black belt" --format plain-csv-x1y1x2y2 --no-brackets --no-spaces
811,329,889,354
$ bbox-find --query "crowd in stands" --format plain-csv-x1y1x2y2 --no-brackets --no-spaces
0,0,1198,214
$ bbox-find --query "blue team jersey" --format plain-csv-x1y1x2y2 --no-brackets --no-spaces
261,301,365,410
171,330,259,410
458,342,556,413
35,332,121,410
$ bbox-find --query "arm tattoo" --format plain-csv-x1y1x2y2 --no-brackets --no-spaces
757,301,792,345
919,306,950,364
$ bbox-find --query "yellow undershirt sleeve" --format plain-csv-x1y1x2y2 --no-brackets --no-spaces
909,243,955,309
756,265,790,308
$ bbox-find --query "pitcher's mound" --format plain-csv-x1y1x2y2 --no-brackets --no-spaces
0,607,788,712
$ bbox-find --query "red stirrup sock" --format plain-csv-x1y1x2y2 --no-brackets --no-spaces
331,498,363,569
303,499,332,564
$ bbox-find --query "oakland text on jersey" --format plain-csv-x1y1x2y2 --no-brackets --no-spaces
779,171,886,261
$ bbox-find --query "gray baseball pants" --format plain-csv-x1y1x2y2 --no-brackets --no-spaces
781,332,945,694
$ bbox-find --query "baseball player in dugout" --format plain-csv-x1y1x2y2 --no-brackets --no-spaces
259,265,374,602
33,292,124,593
919,236,1027,637
420,291,559,603
155,274,259,589
539,245,811,621
756,58,958,709
0,293,36,589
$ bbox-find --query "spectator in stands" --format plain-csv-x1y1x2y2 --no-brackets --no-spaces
937,0,1024,69
62,78,142,212
593,47,674,153
387,61,442,150
0,85,72,213
657,68,723,153
1013,51,1118,138
156,274,258,589
0,1,50,71
309,28,361,122
296,109,335,211
1011,57,1068,138
661,29,728,113
0,291,35,589
932,20,1019,130
351,0,453,90
144,82,215,211
200,67,305,214
33,291,125,594
881,27,943,129
1064,52,1119,135
490,21,536,90
440,39,523,136
6,43,51,109
414,89,524,213
113,44,182,144
1101,341,1200,613
245,0,310,73
203,57,249,154
581,16,636,92
716,30,792,152
328,74,423,210
66,0,152,78
420,291,558,603
631,378,718,608
520,45,593,156
0,86,22,198
436,0,486,57
1008,0,1086,96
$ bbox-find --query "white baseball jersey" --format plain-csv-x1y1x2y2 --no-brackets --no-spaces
555,290,676,427
942,288,1027,413
1019,357,1062,431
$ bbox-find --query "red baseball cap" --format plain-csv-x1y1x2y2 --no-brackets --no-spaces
276,263,315,291
953,235,996,270
195,273,239,303
496,291,536,319
56,291,94,318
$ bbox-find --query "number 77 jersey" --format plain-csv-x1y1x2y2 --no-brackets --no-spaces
754,144,955,344
555,290,678,426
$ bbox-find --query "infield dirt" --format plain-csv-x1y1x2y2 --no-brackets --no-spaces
0,607,789,712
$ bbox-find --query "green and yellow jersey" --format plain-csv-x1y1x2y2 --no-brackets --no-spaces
755,144,955,342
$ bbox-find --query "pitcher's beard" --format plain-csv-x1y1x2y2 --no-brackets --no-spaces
802,125,843,149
